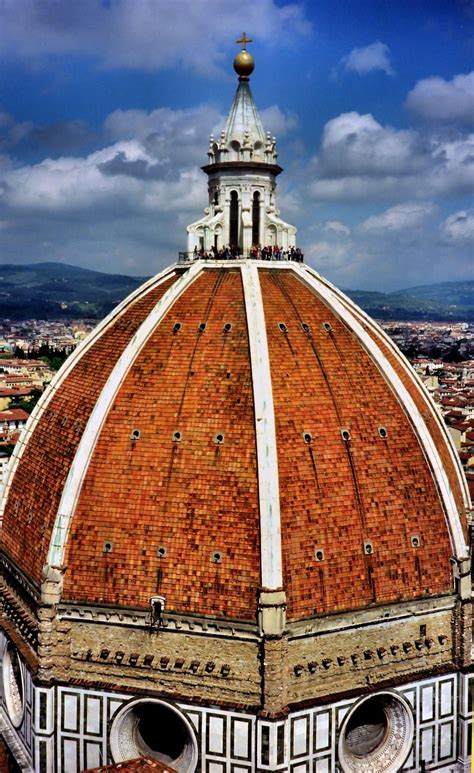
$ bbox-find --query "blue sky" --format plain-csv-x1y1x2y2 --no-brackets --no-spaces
0,0,473,291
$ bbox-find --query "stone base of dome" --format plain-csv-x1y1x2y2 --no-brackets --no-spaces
0,624,470,773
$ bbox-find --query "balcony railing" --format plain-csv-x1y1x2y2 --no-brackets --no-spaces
178,248,304,264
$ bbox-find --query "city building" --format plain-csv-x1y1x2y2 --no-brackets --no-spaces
0,409,29,437
0,40,472,773
0,453,9,484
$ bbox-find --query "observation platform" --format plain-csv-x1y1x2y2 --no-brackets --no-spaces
178,247,304,263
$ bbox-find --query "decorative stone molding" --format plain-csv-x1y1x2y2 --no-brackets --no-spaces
70,646,232,679
291,634,448,678
58,603,258,640
0,553,40,603
288,594,455,639
0,581,38,649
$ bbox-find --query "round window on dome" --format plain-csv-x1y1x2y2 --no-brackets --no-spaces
338,692,413,773
110,698,198,772
3,641,25,728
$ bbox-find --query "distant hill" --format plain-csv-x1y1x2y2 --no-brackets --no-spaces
0,263,472,321
346,281,474,321
0,262,144,319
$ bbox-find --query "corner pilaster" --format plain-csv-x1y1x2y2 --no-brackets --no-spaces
258,589,288,717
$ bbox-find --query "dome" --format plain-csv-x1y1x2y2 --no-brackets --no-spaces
0,259,469,623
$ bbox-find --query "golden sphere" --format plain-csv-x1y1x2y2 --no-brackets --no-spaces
234,50,255,78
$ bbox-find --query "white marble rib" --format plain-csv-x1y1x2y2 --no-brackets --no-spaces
241,261,283,590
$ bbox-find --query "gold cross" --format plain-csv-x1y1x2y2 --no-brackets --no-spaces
236,32,252,50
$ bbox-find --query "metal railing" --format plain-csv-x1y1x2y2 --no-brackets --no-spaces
178,249,304,263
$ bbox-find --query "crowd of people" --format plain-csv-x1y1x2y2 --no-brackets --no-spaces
186,244,304,262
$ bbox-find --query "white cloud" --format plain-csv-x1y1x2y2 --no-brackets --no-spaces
0,0,311,74
306,240,350,266
360,202,436,233
440,209,474,241
341,41,394,76
103,105,224,168
1,140,205,215
322,220,351,237
316,112,426,177
259,106,298,137
406,72,474,125
308,112,474,202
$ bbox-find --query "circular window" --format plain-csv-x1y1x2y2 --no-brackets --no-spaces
338,692,414,772
3,641,25,728
110,698,198,771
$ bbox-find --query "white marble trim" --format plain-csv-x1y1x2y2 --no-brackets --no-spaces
241,262,283,590
46,262,202,569
294,264,468,559
0,265,177,523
